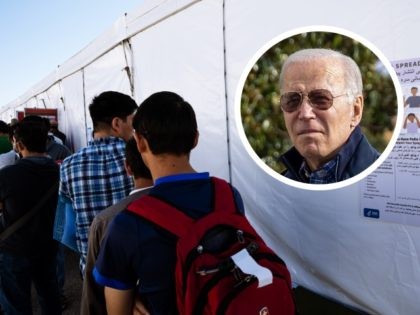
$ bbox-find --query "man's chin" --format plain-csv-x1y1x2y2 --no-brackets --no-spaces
301,152,321,162
295,142,320,157
296,145,323,163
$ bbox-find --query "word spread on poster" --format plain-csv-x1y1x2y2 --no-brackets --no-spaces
360,58,420,226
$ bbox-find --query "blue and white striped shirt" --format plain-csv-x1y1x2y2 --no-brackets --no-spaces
59,136,133,273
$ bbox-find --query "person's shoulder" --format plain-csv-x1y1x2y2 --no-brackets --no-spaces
359,135,380,159
0,151,16,168
0,162,15,176
209,176,228,187
97,137,125,147
3,157,26,169
209,176,246,214
211,176,239,192
92,137,126,155
0,158,36,179
112,190,154,224
55,143,72,158
62,143,98,164
107,137,126,152
344,133,379,178
51,140,71,152
94,194,138,222
63,146,84,160
90,210,110,235
106,208,141,236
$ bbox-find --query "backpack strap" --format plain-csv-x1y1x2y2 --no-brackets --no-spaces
0,182,59,243
127,195,194,238
126,177,237,237
211,177,236,214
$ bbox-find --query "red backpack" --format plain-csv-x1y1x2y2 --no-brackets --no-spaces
127,177,295,315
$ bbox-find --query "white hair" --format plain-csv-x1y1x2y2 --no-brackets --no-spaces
279,48,363,97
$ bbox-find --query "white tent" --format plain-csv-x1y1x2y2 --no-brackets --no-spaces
2,1,419,314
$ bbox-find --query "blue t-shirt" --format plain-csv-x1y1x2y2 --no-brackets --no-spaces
406,95,420,108
94,173,244,314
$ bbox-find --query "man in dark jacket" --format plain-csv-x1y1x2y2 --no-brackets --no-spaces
0,118,61,314
279,48,379,184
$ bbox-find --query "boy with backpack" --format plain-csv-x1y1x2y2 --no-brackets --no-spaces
93,91,295,314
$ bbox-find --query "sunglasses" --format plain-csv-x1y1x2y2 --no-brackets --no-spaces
280,89,347,112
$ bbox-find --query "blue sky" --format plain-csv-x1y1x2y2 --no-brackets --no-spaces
0,0,144,108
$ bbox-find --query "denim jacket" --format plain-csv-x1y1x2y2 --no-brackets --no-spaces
53,193,78,252
280,126,380,183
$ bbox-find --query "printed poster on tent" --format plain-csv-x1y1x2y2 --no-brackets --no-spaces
360,57,420,226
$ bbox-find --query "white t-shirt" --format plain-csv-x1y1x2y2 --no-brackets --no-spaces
407,121,419,133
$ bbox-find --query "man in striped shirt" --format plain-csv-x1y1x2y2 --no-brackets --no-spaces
59,91,137,274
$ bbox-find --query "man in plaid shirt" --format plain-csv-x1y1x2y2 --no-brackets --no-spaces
60,91,137,274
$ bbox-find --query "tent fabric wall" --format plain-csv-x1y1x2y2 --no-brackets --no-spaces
125,0,199,38
35,92,49,109
25,97,38,109
1,0,420,314
45,84,62,109
129,0,228,179
224,1,420,315
60,71,86,151
0,107,14,123
83,44,133,142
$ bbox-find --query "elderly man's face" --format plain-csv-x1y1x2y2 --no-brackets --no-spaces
282,59,363,170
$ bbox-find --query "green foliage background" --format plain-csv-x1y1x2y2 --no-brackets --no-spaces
241,32,398,173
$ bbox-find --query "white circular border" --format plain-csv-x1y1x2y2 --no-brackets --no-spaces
234,25,404,191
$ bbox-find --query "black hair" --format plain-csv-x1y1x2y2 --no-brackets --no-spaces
13,119,48,153
125,137,152,180
22,115,45,123
133,91,198,155
43,117,51,130
0,120,10,134
22,115,50,132
89,91,138,131
8,124,17,142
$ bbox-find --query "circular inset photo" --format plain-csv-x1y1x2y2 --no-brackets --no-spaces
237,26,403,190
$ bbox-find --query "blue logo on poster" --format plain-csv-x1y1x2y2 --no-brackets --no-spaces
364,208,380,219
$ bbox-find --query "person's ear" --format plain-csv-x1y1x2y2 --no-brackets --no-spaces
15,140,25,153
133,132,149,153
350,95,363,128
111,117,123,134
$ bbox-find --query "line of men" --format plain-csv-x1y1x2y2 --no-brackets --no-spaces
0,48,378,314
0,116,71,314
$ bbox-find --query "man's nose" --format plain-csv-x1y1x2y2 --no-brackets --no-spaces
297,97,316,119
